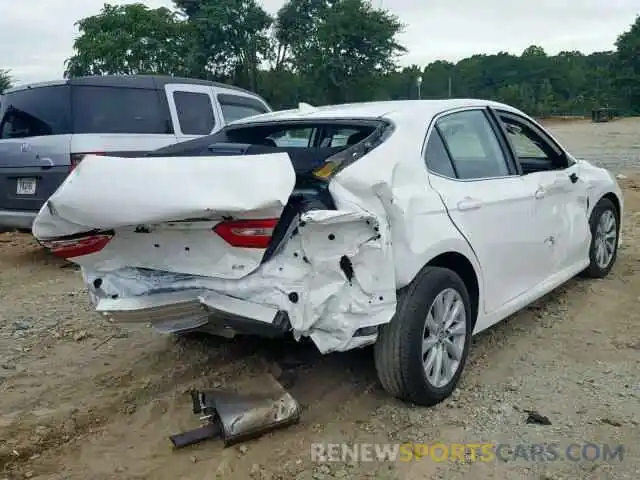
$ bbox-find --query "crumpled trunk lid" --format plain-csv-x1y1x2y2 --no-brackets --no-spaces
33,153,296,279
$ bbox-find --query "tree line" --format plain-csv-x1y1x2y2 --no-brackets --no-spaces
2,1,639,116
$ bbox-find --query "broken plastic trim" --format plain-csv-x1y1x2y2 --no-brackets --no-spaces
312,121,395,181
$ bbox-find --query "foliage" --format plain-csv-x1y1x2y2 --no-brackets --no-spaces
614,15,640,113
63,3,640,115
0,69,11,93
65,3,191,77
173,0,273,91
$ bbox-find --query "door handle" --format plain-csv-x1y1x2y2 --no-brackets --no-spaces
534,187,546,199
457,197,482,211
569,172,579,184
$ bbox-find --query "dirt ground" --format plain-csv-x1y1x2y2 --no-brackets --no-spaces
1,118,639,480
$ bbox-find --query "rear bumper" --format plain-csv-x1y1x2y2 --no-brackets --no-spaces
95,289,291,338
0,210,36,230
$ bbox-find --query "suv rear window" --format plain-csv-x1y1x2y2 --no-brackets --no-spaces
0,85,71,139
71,86,170,134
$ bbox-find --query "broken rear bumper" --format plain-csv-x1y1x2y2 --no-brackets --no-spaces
95,289,290,338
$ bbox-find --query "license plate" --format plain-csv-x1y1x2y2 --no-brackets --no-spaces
16,178,37,195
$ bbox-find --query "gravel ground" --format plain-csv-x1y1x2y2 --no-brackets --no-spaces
0,119,639,480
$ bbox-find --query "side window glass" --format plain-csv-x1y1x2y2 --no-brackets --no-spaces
498,114,568,173
437,110,510,180
218,94,269,123
72,86,168,135
424,128,456,178
173,91,215,135
502,121,548,159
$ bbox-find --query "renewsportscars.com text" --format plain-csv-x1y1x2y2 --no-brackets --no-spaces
310,442,625,463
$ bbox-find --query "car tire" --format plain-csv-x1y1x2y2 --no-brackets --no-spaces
580,197,619,279
374,266,473,406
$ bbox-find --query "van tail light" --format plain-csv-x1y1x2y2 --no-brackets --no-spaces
39,231,114,259
70,152,105,172
213,219,278,249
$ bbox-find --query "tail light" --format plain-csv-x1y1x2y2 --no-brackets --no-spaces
213,219,278,249
39,232,113,259
70,152,105,172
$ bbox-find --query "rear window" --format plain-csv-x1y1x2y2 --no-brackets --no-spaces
0,85,71,139
71,86,170,134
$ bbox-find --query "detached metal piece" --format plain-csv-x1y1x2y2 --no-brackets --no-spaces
169,374,301,449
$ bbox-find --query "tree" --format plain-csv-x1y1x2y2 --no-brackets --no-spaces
0,69,11,93
63,4,638,116
614,15,640,112
64,3,191,77
174,0,273,91
273,0,405,104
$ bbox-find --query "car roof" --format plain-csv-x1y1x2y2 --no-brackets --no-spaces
3,75,256,96
230,99,524,125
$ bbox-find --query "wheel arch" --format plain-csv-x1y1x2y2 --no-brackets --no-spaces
425,251,481,330
601,192,621,223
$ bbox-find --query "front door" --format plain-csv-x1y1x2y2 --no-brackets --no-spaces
165,84,220,143
424,108,544,315
494,110,591,277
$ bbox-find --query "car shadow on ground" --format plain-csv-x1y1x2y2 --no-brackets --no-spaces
171,277,586,408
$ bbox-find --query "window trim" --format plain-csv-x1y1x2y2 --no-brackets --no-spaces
421,106,520,182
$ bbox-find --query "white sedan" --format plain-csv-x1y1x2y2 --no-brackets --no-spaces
33,99,623,406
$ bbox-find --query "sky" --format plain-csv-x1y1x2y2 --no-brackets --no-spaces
1,0,638,85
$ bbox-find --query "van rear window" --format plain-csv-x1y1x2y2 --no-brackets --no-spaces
72,86,171,135
0,85,71,139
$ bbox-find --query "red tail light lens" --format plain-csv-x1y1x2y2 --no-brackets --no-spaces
213,219,278,249
70,152,105,172
39,232,113,259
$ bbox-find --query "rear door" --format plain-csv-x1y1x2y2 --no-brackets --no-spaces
425,108,545,314
0,85,72,213
165,84,220,143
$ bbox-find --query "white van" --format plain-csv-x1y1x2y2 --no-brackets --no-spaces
0,75,272,229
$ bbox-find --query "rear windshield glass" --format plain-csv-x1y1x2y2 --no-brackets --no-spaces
0,85,71,139
72,86,170,134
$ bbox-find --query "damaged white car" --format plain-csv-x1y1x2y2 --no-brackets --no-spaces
32,100,623,406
